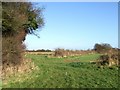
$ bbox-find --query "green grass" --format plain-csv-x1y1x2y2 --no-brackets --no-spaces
0,80,2,90
3,54,119,88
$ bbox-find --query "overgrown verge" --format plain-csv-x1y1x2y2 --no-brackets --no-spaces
54,48,95,58
2,58,39,85
2,37,25,67
97,54,119,66
2,2,44,80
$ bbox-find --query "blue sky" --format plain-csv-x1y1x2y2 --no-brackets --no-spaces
24,2,118,50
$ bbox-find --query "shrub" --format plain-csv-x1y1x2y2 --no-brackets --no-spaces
97,54,119,66
54,48,65,57
97,55,109,65
54,48,95,57
2,37,25,67
94,43,112,54
2,2,44,67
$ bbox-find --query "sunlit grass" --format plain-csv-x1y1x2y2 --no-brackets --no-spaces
3,54,118,88
0,80,2,89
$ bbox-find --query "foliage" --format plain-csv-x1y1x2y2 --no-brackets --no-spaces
2,37,25,65
54,48,65,57
2,2,44,66
94,43,112,53
2,2,44,37
27,49,52,52
97,54,119,66
97,55,109,65
54,48,95,57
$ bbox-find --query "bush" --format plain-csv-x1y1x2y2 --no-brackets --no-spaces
97,54,119,66
54,48,65,57
54,48,95,57
2,2,44,67
94,43,112,54
2,37,25,67
97,55,109,65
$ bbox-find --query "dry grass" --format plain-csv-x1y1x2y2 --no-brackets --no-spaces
54,48,95,58
2,58,39,85
25,51,54,55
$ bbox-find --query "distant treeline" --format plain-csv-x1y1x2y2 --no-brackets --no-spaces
26,49,52,52
26,43,120,55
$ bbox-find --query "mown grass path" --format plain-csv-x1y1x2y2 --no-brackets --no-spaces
3,54,119,88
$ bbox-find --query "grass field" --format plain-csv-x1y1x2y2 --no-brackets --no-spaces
3,54,119,88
